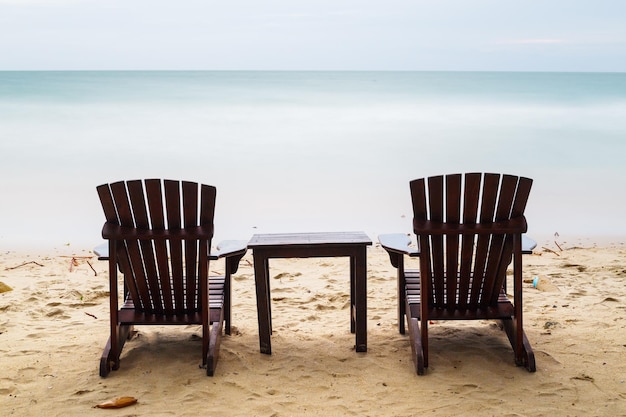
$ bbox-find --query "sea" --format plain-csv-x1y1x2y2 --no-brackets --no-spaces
1,71,625,251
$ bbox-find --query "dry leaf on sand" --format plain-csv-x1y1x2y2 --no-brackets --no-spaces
94,396,138,409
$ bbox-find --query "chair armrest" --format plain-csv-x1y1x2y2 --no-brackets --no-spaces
378,233,419,269
521,235,537,254
93,242,109,260
210,240,248,274
378,233,419,256
209,240,248,260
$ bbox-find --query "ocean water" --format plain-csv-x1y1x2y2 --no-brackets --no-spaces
1,71,625,250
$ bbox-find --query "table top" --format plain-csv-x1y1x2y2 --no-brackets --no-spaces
248,232,372,248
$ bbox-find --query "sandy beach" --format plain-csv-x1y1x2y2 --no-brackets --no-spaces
1,239,625,416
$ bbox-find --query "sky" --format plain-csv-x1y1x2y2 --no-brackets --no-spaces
0,0,625,71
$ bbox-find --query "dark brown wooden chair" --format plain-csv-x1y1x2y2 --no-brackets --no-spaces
379,173,536,375
96,179,247,377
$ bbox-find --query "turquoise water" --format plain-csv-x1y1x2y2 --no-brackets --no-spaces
1,71,625,249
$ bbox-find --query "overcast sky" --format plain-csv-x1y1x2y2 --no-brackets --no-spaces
1,0,625,71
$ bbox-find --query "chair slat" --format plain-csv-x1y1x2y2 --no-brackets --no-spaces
200,184,217,227
122,181,153,311
97,184,118,223
458,173,481,308
445,174,461,306
469,174,498,306
127,180,163,312
511,177,533,218
98,185,131,280
410,178,431,306
145,179,174,313
492,176,532,303
110,181,149,310
200,185,216,311
427,176,445,307
483,175,517,304
164,180,184,312
182,181,199,311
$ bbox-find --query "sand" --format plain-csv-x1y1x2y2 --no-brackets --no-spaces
1,240,625,416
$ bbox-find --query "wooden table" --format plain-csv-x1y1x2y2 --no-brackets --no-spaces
248,232,372,354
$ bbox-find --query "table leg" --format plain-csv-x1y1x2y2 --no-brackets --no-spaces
354,247,367,352
265,257,272,334
350,255,355,334
253,252,272,354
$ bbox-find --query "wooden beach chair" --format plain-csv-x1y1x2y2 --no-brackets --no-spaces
96,179,247,377
379,173,536,375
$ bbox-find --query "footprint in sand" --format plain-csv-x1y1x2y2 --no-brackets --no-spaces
233,274,250,282
44,308,71,320
315,303,336,311
448,383,479,395
273,272,301,280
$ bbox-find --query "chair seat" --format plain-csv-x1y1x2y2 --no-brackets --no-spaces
117,308,221,325
118,276,225,324
405,271,515,320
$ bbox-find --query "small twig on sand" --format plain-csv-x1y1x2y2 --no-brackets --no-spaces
87,260,97,276
69,257,79,272
542,246,560,256
85,312,98,319
5,261,44,270
554,241,563,251
60,256,97,274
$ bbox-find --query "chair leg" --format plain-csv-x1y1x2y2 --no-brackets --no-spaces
206,307,225,376
398,267,406,335
521,334,536,372
405,298,425,375
100,338,113,377
100,324,134,377
420,316,428,373
224,277,231,336
501,318,536,372
407,316,425,375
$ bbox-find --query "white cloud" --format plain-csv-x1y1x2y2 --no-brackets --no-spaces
499,39,566,45
0,0,89,4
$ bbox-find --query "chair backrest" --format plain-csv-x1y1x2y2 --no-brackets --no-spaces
97,179,216,315
410,173,532,310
